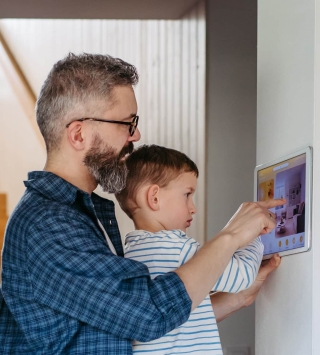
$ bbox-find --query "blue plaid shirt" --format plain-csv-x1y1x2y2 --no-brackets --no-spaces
0,171,191,354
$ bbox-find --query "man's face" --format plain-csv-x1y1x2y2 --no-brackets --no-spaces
83,85,140,193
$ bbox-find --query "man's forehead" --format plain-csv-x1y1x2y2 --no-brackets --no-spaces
107,85,137,109
110,85,135,99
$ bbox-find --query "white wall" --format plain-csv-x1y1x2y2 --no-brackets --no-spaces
313,4,320,353
256,0,318,354
0,65,45,213
0,1,206,243
206,0,257,353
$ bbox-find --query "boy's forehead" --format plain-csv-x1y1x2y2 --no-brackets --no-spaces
168,171,198,188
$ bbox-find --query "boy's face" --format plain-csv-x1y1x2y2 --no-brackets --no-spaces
158,172,197,233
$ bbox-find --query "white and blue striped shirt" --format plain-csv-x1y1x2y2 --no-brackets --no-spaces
124,229,264,355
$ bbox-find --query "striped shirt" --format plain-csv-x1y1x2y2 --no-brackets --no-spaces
124,229,264,355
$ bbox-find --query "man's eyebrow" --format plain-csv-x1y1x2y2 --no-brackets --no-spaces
121,113,137,121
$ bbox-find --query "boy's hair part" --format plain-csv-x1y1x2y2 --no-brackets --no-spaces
115,144,199,219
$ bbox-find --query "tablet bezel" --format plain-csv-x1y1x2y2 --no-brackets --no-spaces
254,146,313,259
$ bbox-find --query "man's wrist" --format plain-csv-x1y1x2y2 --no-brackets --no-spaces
209,231,240,252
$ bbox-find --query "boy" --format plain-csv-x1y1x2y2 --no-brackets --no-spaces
116,144,264,355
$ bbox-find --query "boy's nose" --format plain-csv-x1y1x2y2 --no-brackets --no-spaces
190,203,197,215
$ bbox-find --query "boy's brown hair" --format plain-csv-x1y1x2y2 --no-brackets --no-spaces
115,144,199,219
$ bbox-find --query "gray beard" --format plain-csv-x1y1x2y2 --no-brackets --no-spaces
83,135,133,194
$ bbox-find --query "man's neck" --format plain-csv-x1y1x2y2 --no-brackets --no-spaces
45,156,97,194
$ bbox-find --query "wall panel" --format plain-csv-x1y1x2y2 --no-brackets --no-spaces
0,0,206,243
256,0,314,354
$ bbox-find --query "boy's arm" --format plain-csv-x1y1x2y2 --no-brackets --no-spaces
210,254,281,322
178,237,200,265
211,237,264,293
174,199,284,310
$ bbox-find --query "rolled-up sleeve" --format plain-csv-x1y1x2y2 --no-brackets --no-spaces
27,212,192,342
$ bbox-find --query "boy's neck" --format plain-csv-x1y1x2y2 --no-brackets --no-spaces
132,212,165,233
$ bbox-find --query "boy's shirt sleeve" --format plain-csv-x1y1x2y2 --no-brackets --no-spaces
211,237,264,293
178,237,200,266
178,235,264,294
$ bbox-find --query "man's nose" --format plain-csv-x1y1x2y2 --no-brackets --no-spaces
129,127,141,142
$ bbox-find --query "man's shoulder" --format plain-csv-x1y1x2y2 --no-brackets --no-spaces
25,171,80,206
9,187,70,225
6,185,92,245
5,191,64,254
8,189,50,228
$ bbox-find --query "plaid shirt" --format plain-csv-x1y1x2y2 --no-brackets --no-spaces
0,171,191,355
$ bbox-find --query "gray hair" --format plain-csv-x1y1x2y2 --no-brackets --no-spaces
36,53,139,153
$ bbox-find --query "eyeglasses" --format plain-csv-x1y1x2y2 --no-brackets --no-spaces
65,115,139,136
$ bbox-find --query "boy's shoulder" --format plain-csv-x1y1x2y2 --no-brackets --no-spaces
125,229,196,247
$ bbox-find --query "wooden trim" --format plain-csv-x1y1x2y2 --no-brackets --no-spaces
0,31,45,149
0,193,8,274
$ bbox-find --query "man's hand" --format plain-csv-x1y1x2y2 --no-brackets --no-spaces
220,199,286,249
210,254,281,322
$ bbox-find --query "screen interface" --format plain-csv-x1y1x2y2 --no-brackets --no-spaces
257,153,306,256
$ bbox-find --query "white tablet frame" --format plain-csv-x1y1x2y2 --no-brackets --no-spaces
254,146,313,259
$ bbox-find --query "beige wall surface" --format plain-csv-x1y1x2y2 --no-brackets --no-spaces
256,0,316,354
0,65,45,213
0,0,206,242
206,0,257,354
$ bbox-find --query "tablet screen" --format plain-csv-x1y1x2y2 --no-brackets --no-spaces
255,149,311,258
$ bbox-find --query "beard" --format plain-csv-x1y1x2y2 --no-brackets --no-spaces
83,134,133,194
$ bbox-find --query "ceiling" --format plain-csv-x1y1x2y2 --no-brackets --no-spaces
0,0,201,20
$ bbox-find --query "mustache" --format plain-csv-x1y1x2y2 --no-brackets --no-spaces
118,142,134,159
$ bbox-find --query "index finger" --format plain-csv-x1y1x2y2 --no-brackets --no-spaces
257,198,286,209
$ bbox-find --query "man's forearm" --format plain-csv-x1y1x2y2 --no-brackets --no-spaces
175,232,238,310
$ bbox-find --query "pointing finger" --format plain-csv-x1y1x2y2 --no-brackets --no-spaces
258,198,286,209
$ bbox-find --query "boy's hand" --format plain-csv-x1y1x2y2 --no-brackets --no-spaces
220,199,286,249
241,253,281,307
210,254,281,322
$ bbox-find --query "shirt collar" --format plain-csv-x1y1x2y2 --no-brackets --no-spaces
24,171,89,205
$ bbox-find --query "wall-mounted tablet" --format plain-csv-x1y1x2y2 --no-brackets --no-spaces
254,146,312,259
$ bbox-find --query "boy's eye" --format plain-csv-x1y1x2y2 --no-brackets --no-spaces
185,193,191,198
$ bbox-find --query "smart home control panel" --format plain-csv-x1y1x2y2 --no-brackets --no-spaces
254,147,312,259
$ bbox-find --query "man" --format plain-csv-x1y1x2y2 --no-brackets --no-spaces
0,53,283,354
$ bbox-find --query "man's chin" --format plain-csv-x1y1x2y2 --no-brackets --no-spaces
94,165,128,194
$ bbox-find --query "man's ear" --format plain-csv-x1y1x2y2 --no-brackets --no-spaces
147,184,160,211
67,122,86,150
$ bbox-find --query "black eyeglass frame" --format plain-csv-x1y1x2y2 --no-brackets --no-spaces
65,115,139,136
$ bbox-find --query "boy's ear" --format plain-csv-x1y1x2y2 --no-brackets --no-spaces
147,184,160,211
